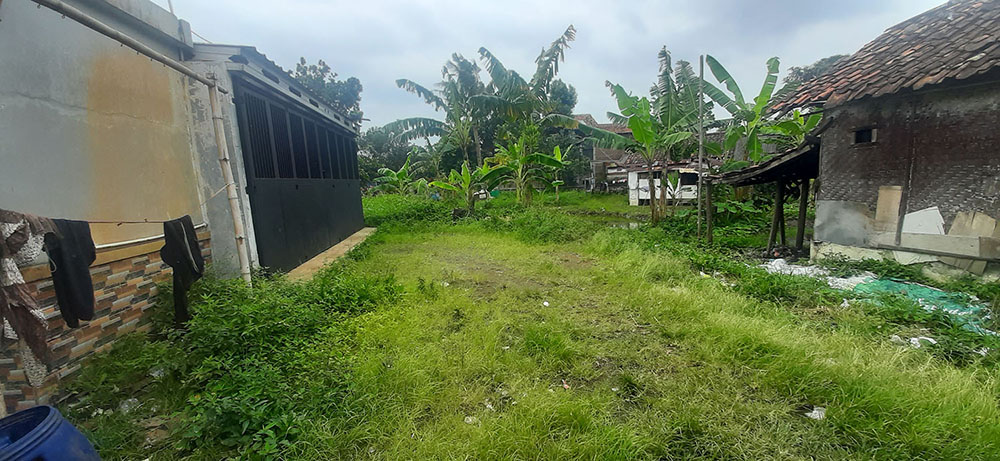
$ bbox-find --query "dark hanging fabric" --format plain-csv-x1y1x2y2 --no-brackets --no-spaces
159,216,204,328
44,219,97,328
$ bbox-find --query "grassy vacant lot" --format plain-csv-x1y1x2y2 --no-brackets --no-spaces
65,192,1000,460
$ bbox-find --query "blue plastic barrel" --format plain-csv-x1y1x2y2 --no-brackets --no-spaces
0,406,100,460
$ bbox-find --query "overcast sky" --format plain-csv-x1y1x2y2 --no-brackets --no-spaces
164,0,942,129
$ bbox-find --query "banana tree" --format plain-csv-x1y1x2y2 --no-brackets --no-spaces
763,108,822,149
488,141,564,206
702,55,781,163
549,145,570,202
373,155,420,195
388,54,490,165
430,161,507,214
473,26,576,125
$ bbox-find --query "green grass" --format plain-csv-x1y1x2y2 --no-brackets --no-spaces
63,195,1000,459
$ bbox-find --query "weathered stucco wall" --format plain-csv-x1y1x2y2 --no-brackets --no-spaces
184,60,258,275
815,81,1000,273
0,0,203,244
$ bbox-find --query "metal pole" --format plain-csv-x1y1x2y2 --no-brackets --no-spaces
30,0,219,90
697,55,705,239
30,0,252,285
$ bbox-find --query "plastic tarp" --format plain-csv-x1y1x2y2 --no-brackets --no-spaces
760,259,995,335
853,279,995,335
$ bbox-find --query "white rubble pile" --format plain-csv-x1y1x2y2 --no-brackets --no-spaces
760,259,875,291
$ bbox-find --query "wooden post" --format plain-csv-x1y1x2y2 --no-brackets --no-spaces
796,179,810,251
767,180,784,252
779,190,787,246
705,180,714,244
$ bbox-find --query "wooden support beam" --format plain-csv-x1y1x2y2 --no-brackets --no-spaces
767,180,784,252
796,180,810,250
706,180,714,244
779,196,787,246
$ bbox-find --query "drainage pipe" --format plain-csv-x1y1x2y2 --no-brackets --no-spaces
28,0,253,285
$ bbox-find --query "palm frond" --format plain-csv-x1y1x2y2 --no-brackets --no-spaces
383,117,447,142
543,114,636,150
530,25,577,94
395,79,446,111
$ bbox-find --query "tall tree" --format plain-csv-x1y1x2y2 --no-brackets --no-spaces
783,54,847,85
357,127,412,172
386,54,490,166
547,79,578,116
293,58,363,119
474,25,577,125
702,55,782,164
548,47,715,223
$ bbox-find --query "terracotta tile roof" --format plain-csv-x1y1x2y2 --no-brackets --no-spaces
773,0,1000,112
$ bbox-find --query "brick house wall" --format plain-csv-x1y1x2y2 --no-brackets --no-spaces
816,80,1000,245
0,231,210,414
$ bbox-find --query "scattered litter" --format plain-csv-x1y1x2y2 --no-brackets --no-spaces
760,259,874,290
975,348,990,357
611,387,620,392
441,281,450,287
118,398,140,414
890,334,939,349
368,447,376,454
543,301,550,307
464,416,479,425
840,299,851,308
761,259,996,336
804,406,826,420
562,379,570,390
502,345,510,350
149,367,165,379
484,400,495,411
910,336,938,348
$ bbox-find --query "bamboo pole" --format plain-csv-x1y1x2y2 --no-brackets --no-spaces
697,55,705,239
209,82,253,285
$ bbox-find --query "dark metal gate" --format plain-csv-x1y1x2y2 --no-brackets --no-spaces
233,77,363,271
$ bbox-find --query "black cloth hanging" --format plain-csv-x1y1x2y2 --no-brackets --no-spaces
44,219,97,328
160,216,204,328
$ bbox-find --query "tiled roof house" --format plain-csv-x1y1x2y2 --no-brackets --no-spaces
780,0,1000,274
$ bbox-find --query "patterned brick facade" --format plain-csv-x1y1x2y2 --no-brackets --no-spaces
0,232,210,414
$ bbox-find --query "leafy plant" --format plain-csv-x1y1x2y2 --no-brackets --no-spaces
488,138,564,205
430,161,506,213
547,47,716,224
702,55,782,163
372,155,421,195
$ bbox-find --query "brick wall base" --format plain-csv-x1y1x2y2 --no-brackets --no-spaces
1,232,210,415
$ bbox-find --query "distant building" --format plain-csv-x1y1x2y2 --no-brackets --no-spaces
775,0,1000,275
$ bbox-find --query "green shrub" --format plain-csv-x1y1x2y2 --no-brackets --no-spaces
362,194,456,226
63,262,400,459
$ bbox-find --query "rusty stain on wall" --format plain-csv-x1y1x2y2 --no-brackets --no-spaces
86,50,202,244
